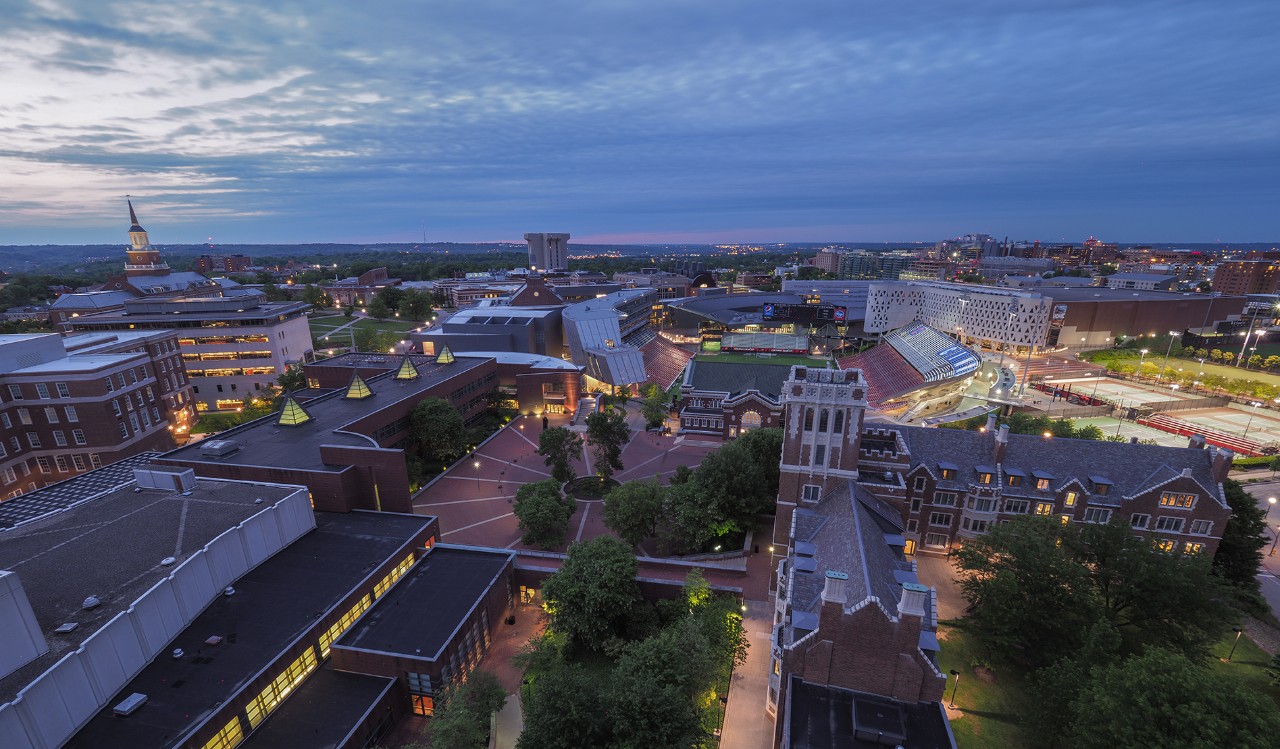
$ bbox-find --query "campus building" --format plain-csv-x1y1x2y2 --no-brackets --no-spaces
67,295,312,412
0,331,194,500
524,232,570,271
772,366,1235,568
1212,258,1280,296
677,359,791,438
194,253,253,274
865,281,1052,353
323,268,403,307
836,323,982,418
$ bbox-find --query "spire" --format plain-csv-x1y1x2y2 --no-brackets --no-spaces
344,370,373,399
393,354,420,381
435,344,455,365
276,394,313,427
127,199,144,232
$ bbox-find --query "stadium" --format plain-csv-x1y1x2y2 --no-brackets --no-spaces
838,322,983,420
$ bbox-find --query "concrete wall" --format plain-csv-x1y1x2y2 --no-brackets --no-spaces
0,572,47,683
0,486,314,749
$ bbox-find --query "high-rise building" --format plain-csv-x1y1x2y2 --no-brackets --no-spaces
1212,259,1280,295
836,251,915,280
524,232,570,271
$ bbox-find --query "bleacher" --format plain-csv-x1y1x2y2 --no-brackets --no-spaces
839,345,925,407
641,336,696,390
1136,413,1265,457
721,331,808,354
885,323,980,382
623,327,658,348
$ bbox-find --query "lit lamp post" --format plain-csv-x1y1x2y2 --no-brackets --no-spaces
948,669,961,709
473,458,481,489
1138,348,1149,379
1157,330,1179,383
1243,402,1263,439
1225,627,1244,662
1266,497,1276,519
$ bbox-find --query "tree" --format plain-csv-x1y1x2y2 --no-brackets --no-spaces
410,398,467,465
1210,348,1223,362
276,363,306,393
517,661,612,749
1271,455,1280,476
1265,355,1280,371
427,671,508,749
1076,424,1105,440
367,294,390,320
1195,347,1209,359
514,480,575,549
734,427,784,499
640,384,667,429
1213,479,1269,610
1067,649,1280,749
603,479,666,546
1249,354,1264,369
694,440,770,531
541,536,640,650
353,326,400,353
301,283,329,307
585,408,630,482
1222,351,1235,364
400,288,433,321
1182,345,1197,357
537,426,583,484
608,620,714,749
660,482,720,555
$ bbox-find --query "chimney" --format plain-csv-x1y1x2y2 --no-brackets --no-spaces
1212,448,1234,483
1187,434,1206,450
984,413,997,432
994,424,1010,464
822,570,849,606
897,582,928,619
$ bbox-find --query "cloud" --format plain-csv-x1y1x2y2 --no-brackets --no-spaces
0,0,1276,243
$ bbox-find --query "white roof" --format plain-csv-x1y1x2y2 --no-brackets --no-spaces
453,351,581,371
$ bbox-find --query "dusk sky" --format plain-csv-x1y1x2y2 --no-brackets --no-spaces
1,0,1276,245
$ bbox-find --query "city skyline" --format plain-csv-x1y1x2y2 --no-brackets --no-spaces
1,1,1277,245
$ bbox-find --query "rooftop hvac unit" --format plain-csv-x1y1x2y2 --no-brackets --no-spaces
133,467,197,493
113,693,147,716
200,439,240,458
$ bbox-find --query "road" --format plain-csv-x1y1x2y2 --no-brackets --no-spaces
1239,477,1280,622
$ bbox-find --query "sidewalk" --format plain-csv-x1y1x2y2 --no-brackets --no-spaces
719,599,775,749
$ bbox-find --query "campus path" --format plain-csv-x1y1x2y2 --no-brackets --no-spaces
719,599,775,749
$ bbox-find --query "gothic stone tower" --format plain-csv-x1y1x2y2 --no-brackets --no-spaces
772,366,868,571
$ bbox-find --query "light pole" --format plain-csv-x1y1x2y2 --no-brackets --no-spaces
1225,627,1243,662
948,669,960,709
473,458,481,489
1137,348,1149,381
1157,330,1179,383
1266,497,1276,519
1243,402,1262,440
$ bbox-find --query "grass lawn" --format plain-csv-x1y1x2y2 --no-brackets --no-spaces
1209,630,1280,710
310,317,422,348
935,625,1027,749
1085,350,1280,387
693,352,825,367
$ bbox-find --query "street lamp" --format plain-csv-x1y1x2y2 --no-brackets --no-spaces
1157,331,1179,383
1139,348,1149,379
948,669,961,709
1243,402,1263,439
1267,497,1276,520
1225,627,1243,662
473,458,481,488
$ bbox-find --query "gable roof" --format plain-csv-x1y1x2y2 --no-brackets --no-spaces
684,359,793,401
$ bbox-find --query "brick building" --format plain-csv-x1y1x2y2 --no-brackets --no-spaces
194,253,253,274
1212,258,1280,295
0,331,194,500
677,359,790,437
323,267,402,307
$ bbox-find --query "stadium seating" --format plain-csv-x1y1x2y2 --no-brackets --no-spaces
1136,414,1264,457
840,345,925,407
641,336,696,390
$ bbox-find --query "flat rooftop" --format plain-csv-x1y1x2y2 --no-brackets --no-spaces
786,679,954,749
239,668,393,749
64,510,433,749
1044,287,1243,303
337,545,512,658
0,452,159,530
0,473,299,702
158,357,490,472
70,300,310,326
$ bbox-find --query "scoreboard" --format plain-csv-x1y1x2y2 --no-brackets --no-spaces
761,303,847,323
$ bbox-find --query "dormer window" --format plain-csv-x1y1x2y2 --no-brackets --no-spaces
1033,470,1053,491
975,465,995,485
978,473,993,485
1090,476,1112,496
939,461,958,480
1036,478,1050,490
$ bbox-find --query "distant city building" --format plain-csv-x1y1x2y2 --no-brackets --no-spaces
976,255,1054,278
524,232,570,271
68,295,311,412
837,251,915,280
1102,273,1178,291
614,269,694,299
0,331,194,499
805,249,844,275
322,267,402,307
1212,258,1280,295
194,253,252,274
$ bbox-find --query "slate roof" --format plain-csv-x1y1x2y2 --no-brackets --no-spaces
684,359,793,401
48,291,135,309
893,426,1224,506
787,480,918,641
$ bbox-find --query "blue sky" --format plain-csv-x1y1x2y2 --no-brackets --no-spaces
0,0,1276,245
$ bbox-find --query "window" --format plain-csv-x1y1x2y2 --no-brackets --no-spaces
318,594,372,658
200,716,244,749
18,461,28,476
111,400,121,416
117,373,126,389
410,695,435,716
17,408,30,425
407,671,433,695
1094,483,1109,496
35,383,49,399
1003,499,1030,514
130,368,139,384
1083,507,1112,524
907,519,919,531
924,533,949,548
1154,539,1176,553
44,407,58,424
802,484,822,503
0,413,9,429
1159,492,1196,509
803,409,813,431
72,454,86,471
1007,474,1022,487
971,497,998,513
9,437,19,454
1035,478,1051,490
104,376,114,393
833,410,844,434
54,456,69,472
1060,514,1072,525
118,422,129,439
978,472,992,485
1064,491,1078,507
1155,516,1185,533
65,406,77,422
245,647,318,728
934,491,958,507
6,385,21,400
1,467,14,484
90,453,102,468
910,498,921,512
26,433,40,448
129,413,140,433
36,457,51,474
1034,502,1053,516
0,442,6,459
812,444,825,466
929,512,952,527
1183,542,1204,555
940,467,956,480
913,476,927,492
1131,513,1150,529
1189,520,1213,536
52,431,66,447
55,382,70,398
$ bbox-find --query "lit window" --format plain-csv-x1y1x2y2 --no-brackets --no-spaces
1159,492,1196,509
1154,539,1176,553
1064,491,1078,507
1036,478,1050,490
1034,502,1053,516
1183,542,1203,555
